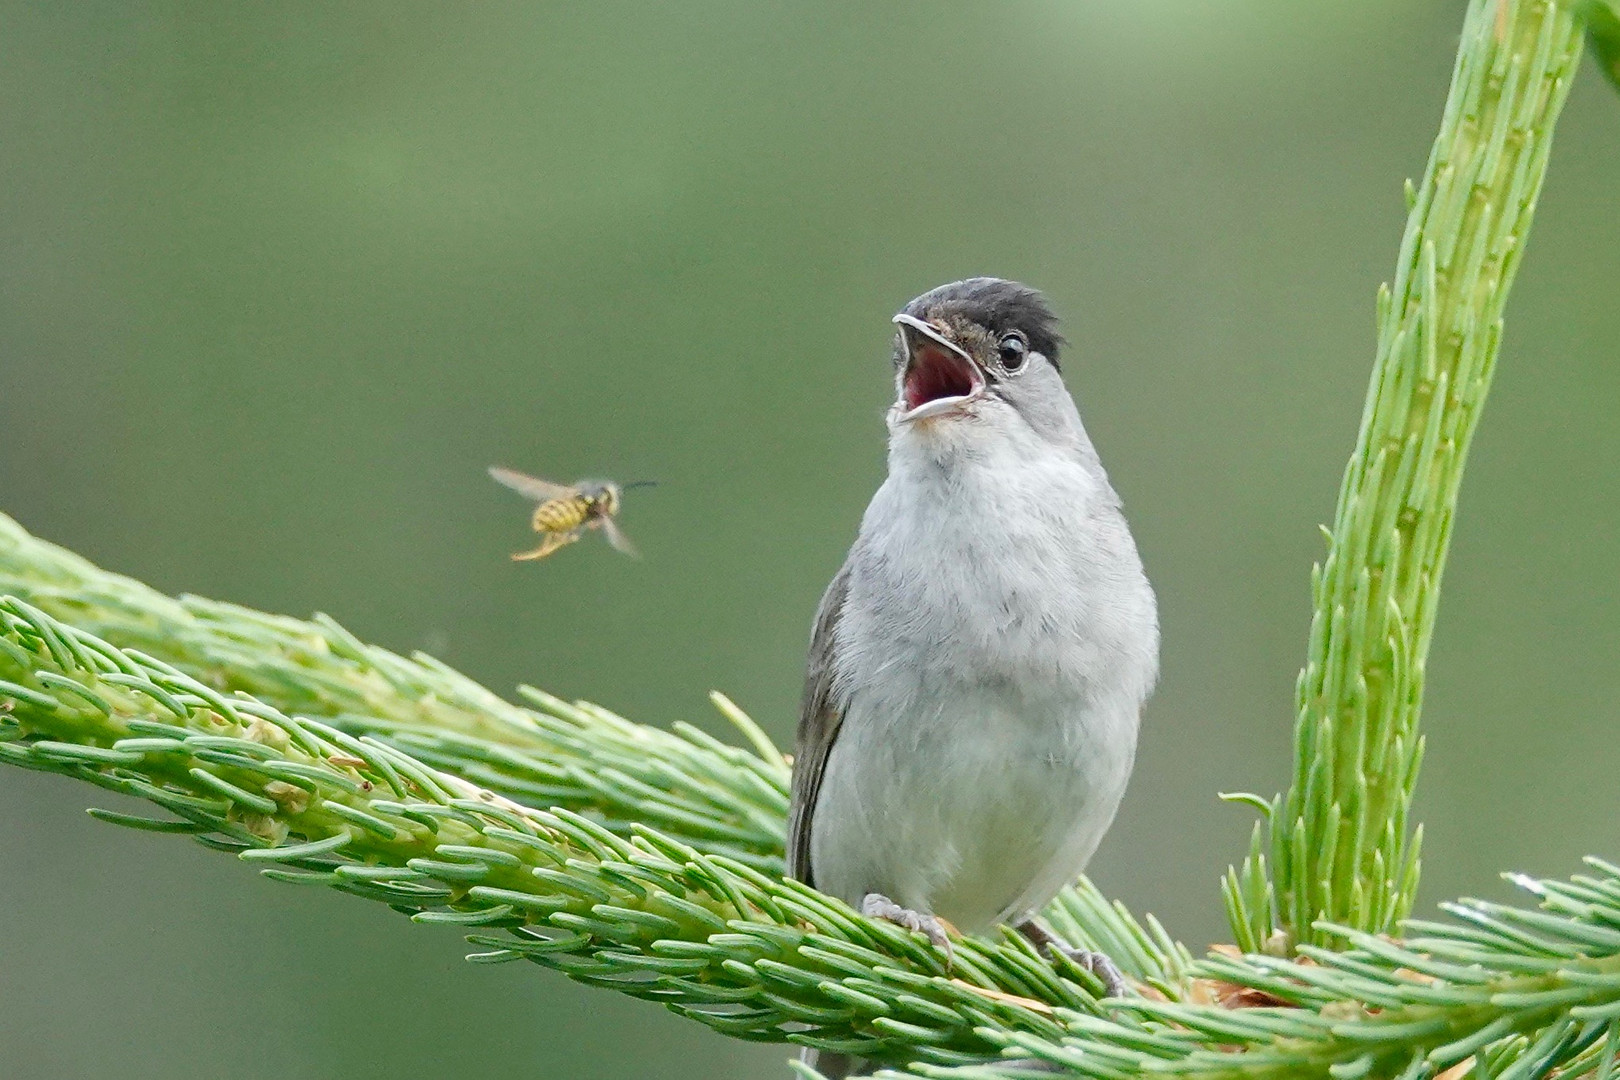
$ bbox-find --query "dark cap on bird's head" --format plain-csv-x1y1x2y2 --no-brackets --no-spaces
899,278,1064,370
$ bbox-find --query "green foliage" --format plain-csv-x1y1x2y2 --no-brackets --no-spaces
0,0,1614,1077
1582,1,1620,91
0,512,791,871
0,575,1075,1063
1232,0,1586,953
7,548,1620,1077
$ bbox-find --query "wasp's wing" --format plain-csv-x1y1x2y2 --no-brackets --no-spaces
786,558,852,887
600,516,640,559
489,466,576,502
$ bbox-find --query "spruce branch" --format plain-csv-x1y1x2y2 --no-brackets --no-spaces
1235,0,1586,953
0,528,1188,1068
0,511,791,871
7,574,1620,1077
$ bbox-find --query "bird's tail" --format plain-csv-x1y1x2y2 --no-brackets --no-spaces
799,1047,857,1078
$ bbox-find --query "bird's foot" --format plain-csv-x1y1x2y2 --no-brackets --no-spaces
861,893,952,961
1016,920,1128,997
1060,948,1127,998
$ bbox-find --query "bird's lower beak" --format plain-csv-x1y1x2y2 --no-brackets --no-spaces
892,313,985,423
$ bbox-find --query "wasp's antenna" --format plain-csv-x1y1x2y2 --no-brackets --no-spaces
620,480,659,491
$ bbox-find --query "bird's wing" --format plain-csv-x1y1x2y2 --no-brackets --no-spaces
786,558,852,887
488,466,576,502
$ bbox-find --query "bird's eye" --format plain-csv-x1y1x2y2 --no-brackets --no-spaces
998,333,1028,371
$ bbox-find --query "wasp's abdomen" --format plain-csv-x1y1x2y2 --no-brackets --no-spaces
533,497,591,533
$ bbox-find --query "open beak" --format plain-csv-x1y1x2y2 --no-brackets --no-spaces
892,313,985,423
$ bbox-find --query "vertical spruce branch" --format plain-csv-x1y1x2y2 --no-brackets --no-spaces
1228,0,1585,953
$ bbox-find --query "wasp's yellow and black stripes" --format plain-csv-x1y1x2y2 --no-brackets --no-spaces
530,493,594,535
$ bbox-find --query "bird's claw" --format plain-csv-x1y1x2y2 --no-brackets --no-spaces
1016,920,1128,997
1059,947,1127,998
861,893,953,963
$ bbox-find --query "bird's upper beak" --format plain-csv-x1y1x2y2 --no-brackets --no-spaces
892,313,985,423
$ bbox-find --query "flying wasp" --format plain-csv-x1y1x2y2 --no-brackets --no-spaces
489,466,652,561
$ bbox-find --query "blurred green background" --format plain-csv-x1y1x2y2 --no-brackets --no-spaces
1,2,1617,1077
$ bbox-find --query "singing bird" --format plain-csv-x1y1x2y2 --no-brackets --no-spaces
787,279,1159,1077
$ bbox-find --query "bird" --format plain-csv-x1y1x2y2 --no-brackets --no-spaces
787,278,1159,1078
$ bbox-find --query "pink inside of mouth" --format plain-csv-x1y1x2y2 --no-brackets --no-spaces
904,343,980,412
